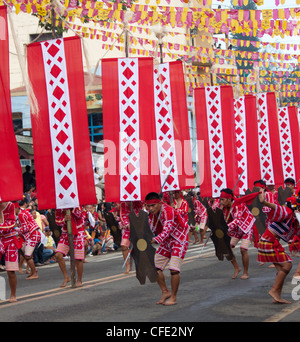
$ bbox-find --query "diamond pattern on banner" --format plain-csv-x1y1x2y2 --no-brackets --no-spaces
278,107,295,179
153,63,179,192
41,39,79,209
256,93,275,184
234,97,248,195
205,86,227,197
118,58,141,201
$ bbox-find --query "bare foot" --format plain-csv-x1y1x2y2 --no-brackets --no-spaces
123,264,131,274
163,297,177,306
240,274,249,280
156,291,171,305
269,288,291,304
232,267,242,279
18,268,24,274
9,296,17,303
76,281,83,287
60,277,71,288
293,272,300,280
26,273,39,280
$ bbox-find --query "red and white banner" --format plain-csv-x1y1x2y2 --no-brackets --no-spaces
256,92,283,186
194,85,238,197
27,37,96,210
0,6,23,202
102,57,161,202
102,59,194,202
234,95,261,194
277,106,300,182
153,61,194,192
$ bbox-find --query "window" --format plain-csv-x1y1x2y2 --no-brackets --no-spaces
12,112,23,133
88,112,103,143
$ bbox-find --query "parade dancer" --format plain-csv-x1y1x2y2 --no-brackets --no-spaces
119,201,143,274
220,188,256,280
55,207,85,288
0,202,18,302
257,190,300,304
189,190,208,244
145,192,189,306
172,190,189,225
15,200,41,280
254,179,278,267
254,179,279,229
284,178,296,195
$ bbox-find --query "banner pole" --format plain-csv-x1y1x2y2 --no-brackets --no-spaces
66,209,77,288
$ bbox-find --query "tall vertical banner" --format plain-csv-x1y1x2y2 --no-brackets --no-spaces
194,85,238,197
27,36,96,210
0,6,23,202
256,92,283,186
102,57,161,202
153,60,194,192
277,106,300,182
234,95,261,194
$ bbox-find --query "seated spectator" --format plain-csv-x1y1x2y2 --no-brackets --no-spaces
42,227,56,264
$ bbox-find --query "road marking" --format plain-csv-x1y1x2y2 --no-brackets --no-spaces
0,272,136,309
264,301,300,322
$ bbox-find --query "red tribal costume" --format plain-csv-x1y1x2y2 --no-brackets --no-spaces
257,204,297,263
119,201,143,248
223,202,256,250
262,191,280,228
55,207,85,260
17,208,41,257
0,202,18,271
173,197,189,225
193,197,207,229
148,203,189,272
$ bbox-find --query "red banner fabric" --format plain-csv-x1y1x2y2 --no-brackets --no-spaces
277,106,300,183
256,92,283,186
234,94,261,194
102,57,161,202
27,36,96,209
194,85,238,197
0,6,23,202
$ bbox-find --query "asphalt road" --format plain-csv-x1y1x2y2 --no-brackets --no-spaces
0,240,300,325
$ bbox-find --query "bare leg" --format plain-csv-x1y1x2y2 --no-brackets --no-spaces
121,246,130,274
56,252,71,287
18,255,25,274
240,248,249,279
230,252,241,279
163,271,180,306
25,257,39,279
75,260,83,287
7,271,17,302
156,269,171,304
269,263,292,304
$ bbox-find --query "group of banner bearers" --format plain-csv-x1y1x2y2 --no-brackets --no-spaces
0,177,300,305
111,177,300,306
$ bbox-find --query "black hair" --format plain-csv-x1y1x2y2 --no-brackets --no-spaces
220,188,234,200
254,179,266,186
284,178,295,185
19,199,28,207
145,192,160,201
